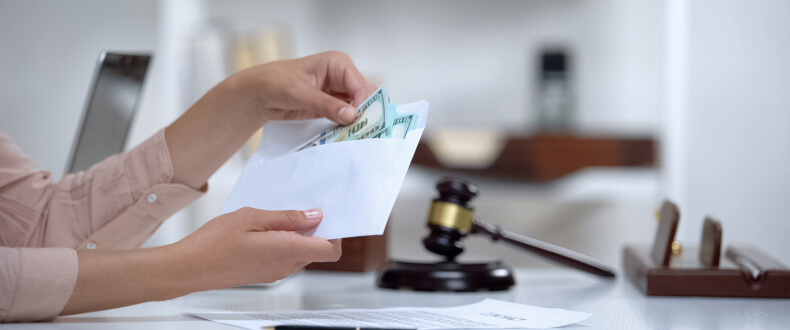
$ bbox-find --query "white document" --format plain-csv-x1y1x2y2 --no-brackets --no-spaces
221,101,429,239
191,299,591,329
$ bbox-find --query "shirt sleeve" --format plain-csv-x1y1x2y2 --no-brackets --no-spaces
0,129,206,322
0,247,77,322
0,128,205,249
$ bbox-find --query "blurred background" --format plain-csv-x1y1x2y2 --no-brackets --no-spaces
1,0,788,268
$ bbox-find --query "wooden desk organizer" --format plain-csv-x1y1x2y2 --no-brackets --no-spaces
623,201,790,298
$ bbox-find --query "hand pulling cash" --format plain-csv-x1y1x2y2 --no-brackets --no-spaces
222,85,429,239
294,85,420,152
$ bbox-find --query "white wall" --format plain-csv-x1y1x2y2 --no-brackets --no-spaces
203,0,664,134
672,0,790,263
0,0,158,177
0,0,665,179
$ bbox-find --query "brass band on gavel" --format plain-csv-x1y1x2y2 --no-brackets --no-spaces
426,200,474,233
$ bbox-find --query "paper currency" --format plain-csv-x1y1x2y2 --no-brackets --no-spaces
295,85,418,151
389,112,418,139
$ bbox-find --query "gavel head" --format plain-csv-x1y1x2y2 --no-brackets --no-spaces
422,176,478,260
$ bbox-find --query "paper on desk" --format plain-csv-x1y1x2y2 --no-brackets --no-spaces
221,101,429,239
191,299,591,329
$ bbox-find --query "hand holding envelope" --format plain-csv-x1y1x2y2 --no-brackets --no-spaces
222,87,429,239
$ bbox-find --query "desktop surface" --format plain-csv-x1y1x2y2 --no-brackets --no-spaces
7,268,789,329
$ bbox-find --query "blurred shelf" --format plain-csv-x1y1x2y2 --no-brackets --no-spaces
413,134,655,182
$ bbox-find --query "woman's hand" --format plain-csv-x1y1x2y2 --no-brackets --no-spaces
62,207,340,316
166,51,376,189
174,207,341,290
234,51,379,125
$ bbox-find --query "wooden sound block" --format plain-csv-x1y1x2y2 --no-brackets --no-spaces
623,244,790,298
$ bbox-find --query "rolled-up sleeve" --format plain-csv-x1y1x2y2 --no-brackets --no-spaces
66,130,206,250
50,129,206,250
0,129,205,322
0,247,77,322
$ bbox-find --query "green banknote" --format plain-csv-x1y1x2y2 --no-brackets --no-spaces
388,112,418,139
296,85,419,152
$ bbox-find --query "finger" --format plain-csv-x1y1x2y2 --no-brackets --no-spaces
329,238,342,249
367,81,378,99
350,76,377,108
287,235,343,263
349,80,379,108
236,207,323,232
297,85,357,125
322,51,376,111
326,91,353,104
280,109,321,121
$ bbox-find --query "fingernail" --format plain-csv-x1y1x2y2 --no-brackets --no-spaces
303,208,322,221
339,107,356,123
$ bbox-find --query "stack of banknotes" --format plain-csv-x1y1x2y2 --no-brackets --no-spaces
295,85,419,151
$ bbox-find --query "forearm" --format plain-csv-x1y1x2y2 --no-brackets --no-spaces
60,246,196,316
165,75,265,189
164,52,373,189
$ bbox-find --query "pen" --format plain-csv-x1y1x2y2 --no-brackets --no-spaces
263,326,415,330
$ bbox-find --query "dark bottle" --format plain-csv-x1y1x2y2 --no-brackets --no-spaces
535,48,574,132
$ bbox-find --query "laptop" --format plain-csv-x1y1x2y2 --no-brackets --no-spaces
65,52,151,174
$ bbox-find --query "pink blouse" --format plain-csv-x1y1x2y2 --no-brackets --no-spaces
0,129,204,322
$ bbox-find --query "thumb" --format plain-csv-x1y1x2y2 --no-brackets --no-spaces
243,208,323,232
300,87,358,125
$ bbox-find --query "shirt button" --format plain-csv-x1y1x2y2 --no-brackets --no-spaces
86,242,97,249
147,193,157,203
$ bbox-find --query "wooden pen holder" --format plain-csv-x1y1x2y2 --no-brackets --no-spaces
623,201,790,298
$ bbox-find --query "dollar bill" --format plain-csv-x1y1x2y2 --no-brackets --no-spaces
389,112,419,139
294,85,419,152
298,85,391,151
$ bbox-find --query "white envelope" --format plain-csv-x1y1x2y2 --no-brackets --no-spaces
221,101,429,239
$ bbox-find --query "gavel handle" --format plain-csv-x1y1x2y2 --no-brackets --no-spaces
471,219,616,278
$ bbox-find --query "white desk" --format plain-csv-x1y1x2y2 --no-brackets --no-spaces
7,268,789,329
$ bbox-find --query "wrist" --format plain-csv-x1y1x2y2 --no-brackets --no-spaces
145,244,201,300
221,70,270,126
